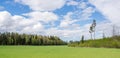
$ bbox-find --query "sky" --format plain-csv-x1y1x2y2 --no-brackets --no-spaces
0,0,120,41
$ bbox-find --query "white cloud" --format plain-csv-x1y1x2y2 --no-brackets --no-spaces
15,0,66,11
66,1,95,21
0,11,11,24
21,23,43,34
45,28,83,41
23,11,58,23
95,21,112,37
0,10,60,34
81,7,95,20
89,0,120,24
0,11,14,31
67,7,95,21
67,0,78,6
59,6,95,28
0,11,54,33
67,0,88,9
78,2,87,9
12,14,44,33
59,12,78,28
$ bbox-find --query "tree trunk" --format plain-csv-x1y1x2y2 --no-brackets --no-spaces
90,33,92,40
94,29,95,40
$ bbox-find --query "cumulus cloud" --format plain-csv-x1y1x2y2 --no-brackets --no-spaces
67,0,88,9
66,2,95,21
80,7,95,20
78,2,87,9
23,11,58,24
59,6,95,28
15,0,66,11
44,28,83,41
0,11,59,34
67,0,78,6
59,12,78,28
89,0,120,24
0,11,14,32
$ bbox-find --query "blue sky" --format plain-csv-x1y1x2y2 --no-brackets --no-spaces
0,0,120,41
0,0,31,15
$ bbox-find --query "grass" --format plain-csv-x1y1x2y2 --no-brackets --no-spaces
0,46,120,58
69,36,120,48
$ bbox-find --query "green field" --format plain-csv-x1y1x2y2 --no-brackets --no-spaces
0,46,120,58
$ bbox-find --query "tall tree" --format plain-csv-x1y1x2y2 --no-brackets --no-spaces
81,35,84,43
92,20,96,39
89,19,96,40
89,25,93,39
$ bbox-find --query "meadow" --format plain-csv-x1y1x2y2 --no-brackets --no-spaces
0,46,120,58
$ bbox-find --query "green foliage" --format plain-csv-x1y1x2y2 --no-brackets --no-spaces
69,36,120,48
68,41,79,47
0,32,67,45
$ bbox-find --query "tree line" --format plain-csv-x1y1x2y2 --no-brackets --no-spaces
0,32,67,45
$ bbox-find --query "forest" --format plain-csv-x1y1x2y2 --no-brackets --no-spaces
0,32,67,45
